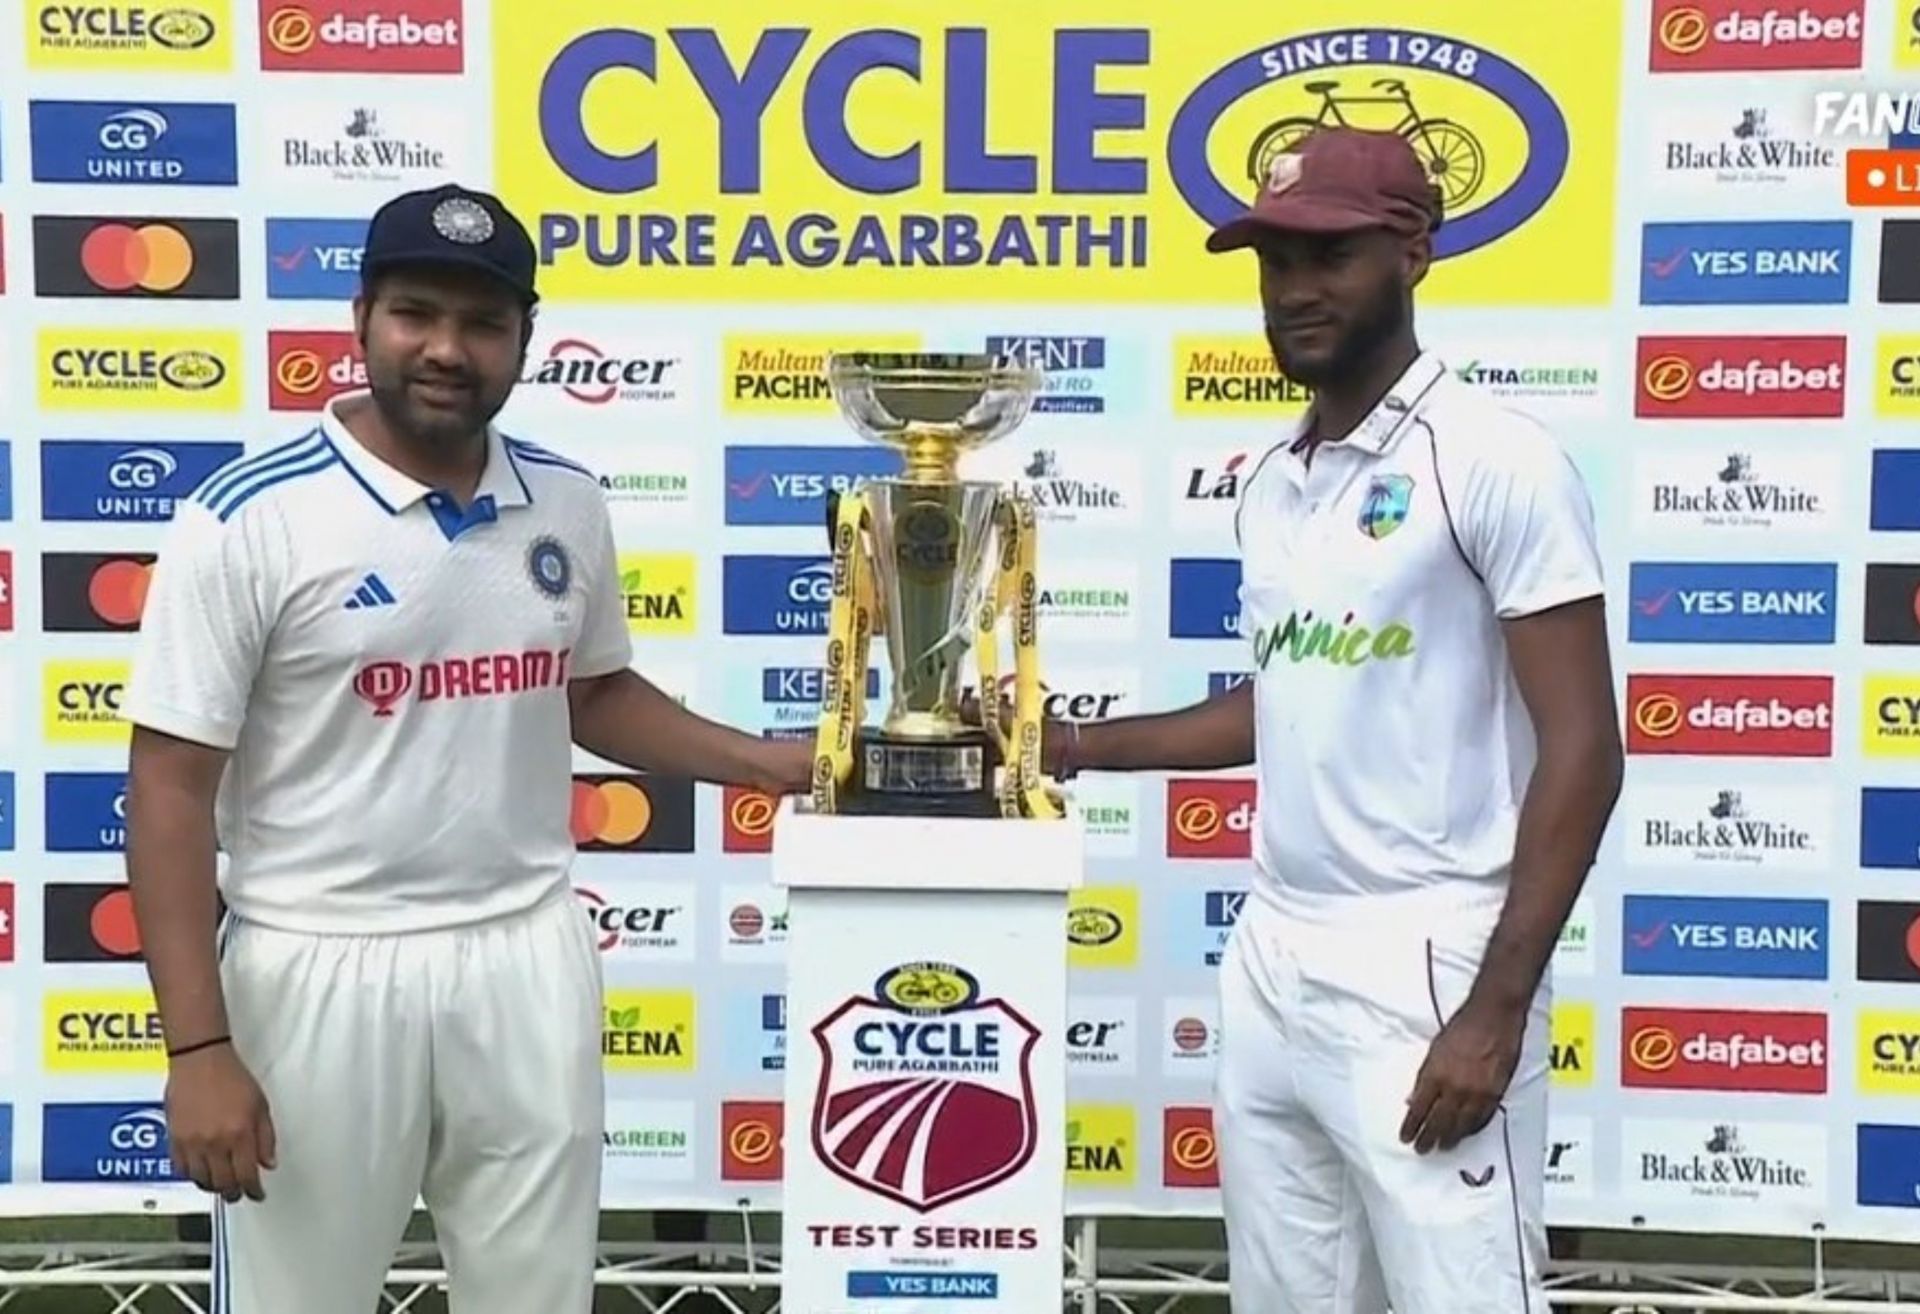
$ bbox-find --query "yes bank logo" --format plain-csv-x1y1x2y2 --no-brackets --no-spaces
265,218,367,299
1628,562,1837,644
40,440,242,522
1640,220,1851,305
723,556,833,635
723,446,895,526
1622,894,1829,980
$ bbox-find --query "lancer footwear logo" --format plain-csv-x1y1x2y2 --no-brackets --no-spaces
810,962,1038,1212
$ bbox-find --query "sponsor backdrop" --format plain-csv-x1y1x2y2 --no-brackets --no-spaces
0,0,1915,1245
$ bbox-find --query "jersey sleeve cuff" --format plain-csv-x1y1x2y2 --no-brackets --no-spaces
1494,577,1606,621
121,699,243,752
569,645,634,680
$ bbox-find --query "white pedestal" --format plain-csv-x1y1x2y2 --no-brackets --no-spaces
773,799,1084,1313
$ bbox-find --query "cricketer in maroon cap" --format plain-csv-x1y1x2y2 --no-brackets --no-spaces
1020,125,1623,1312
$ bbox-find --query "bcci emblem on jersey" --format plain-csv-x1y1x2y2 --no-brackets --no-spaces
1357,474,1414,540
809,961,1039,1213
527,536,571,599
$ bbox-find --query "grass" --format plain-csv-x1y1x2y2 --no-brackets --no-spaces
2,1214,1916,1312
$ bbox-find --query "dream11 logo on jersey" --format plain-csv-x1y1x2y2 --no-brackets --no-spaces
810,961,1039,1213
1627,674,1834,756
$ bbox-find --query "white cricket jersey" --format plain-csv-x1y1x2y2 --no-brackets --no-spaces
124,390,634,935
1233,352,1604,902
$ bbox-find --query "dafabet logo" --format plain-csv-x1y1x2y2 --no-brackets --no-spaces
43,661,130,744
38,328,240,411
1172,336,1310,416
602,989,695,1073
1162,1106,1219,1188
721,333,917,416
719,1100,782,1181
615,552,696,635
259,0,463,73
43,989,165,1073
28,2,232,71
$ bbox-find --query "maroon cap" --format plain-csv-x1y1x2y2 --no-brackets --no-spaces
1205,127,1439,253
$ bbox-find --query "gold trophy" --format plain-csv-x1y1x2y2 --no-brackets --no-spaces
810,351,1062,820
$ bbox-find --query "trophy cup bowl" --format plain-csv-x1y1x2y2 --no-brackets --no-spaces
815,352,1046,817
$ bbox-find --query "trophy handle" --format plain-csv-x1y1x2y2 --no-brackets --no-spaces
976,493,1061,820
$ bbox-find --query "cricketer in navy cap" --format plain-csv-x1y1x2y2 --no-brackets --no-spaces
361,182,539,306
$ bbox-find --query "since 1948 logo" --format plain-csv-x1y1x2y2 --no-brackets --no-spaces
811,961,1038,1212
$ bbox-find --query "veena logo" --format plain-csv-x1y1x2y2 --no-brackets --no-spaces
1253,609,1415,669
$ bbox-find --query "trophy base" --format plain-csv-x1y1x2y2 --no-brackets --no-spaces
838,727,1000,818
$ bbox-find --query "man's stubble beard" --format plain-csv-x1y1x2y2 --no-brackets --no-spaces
366,358,516,451
1265,280,1407,389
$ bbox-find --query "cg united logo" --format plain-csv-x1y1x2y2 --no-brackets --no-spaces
1168,28,1571,260
810,961,1038,1213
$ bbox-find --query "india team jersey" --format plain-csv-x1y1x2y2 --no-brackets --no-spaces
1234,353,1605,900
124,391,634,934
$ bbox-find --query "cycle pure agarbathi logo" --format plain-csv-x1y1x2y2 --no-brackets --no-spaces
494,2,1623,304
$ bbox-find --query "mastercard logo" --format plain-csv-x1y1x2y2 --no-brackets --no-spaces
276,349,325,396
1168,1125,1217,1171
1632,692,1684,739
1641,354,1694,402
265,5,317,53
569,779,653,846
81,223,195,294
90,889,142,957
1656,6,1710,55
1629,1025,1680,1072
1173,796,1222,842
730,791,774,838
90,559,153,628
728,1118,777,1165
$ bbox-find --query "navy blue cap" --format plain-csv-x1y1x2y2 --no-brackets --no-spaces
361,182,538,305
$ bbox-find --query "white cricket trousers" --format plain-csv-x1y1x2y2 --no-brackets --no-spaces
1215,881,1552,1314
209,888,604,1313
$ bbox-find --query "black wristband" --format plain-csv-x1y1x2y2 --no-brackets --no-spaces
167,1034,232,1060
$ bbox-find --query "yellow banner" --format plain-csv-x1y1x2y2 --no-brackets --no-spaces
603,988,697,1072
44,989,166,1073
38,329,242,412
44,661,131,744
26,1,232,71
494,1,1620,304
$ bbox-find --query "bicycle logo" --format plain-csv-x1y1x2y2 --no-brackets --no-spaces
1246,78,1488,213
874,960,980,1015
